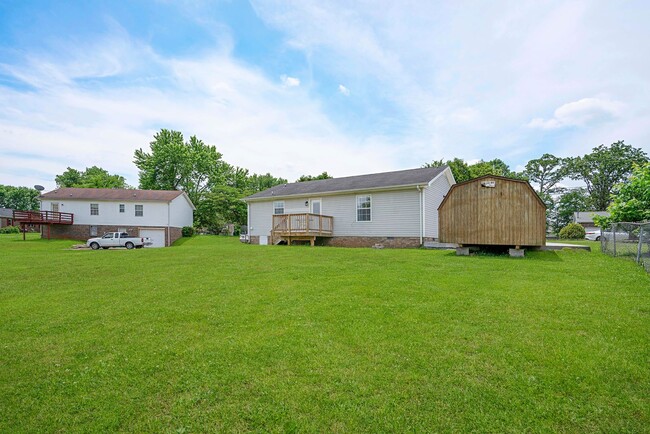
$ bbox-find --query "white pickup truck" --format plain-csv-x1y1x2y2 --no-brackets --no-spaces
87,232,152,250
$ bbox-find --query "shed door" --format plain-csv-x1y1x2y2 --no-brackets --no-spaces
139,228,165,248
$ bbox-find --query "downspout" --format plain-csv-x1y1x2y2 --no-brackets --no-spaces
247,202,251,243
417,186,423,245
167,200,171,247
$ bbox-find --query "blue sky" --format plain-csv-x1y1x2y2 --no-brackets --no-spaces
1,0,649,190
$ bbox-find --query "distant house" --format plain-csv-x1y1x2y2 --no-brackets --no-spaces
243,166,455,247
573,211,609,230
0,208,14,228
38,188,195,247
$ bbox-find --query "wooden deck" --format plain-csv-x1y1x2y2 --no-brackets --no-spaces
13,210,74,225
272,213,333,246
13,210,74,240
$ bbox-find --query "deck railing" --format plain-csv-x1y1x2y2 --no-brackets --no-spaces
272,213,333,237
13,210,74,225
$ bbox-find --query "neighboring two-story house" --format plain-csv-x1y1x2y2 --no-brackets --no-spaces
39,188,194,247
243,166,455,247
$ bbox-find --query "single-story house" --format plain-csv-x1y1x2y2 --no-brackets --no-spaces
243,166,455,248
38,188,195,247
573,211,609,230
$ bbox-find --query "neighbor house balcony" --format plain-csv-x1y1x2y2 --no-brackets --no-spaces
272,213,333,245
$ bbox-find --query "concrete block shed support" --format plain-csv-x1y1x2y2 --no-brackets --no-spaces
509,248,525,258
456,247,470,256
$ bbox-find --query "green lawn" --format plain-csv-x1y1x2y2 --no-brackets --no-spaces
1,234,648,432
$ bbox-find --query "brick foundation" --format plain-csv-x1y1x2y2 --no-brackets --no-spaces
248,235,437,248
324,236,423,248
44,224,183,247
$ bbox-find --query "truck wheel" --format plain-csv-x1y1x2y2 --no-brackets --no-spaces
125,242,135,250
595,236,601,241
90,242,100,250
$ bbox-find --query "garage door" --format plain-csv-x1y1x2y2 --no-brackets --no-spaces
139,228,166,248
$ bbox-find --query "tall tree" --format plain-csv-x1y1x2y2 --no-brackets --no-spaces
296,172,333,182
605,162,650,223
245,173,288,193
0,185,40,210
567,141,648,210
55,166,129,189
523,154,567,196
423,158,472,182
134,129,230,206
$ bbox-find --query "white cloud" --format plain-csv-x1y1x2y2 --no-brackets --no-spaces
338,84,350,96
281,75,300,87
527,98,624,130
0,32,400,190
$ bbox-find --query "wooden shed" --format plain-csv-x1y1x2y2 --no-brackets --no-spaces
438,175,546,247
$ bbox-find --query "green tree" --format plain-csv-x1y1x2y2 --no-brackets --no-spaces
605,162,650,222
296,172,333,182
0,185,40,210
245,173,288,193
423,158,471,182
55,166,129,189
523,154,567,196
134,129,230,206
468,159,524,180
553,188,592,233
195,186,248,233
567,141,648,210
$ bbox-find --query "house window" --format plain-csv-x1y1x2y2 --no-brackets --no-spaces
135,205,143,217
51,203,59,212
119,204,125,213
273,201,285,215
90,203,99,216
90,226,98,236
356,195,371,222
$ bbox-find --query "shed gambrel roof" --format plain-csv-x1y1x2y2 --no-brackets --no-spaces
244,166,449,201
40,188,185,202
437,175,546,210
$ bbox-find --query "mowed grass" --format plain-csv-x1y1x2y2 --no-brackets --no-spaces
1,234,649,433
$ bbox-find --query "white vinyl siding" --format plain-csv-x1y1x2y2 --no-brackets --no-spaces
40,198,193,227
424,172,454,239
249,189,422,238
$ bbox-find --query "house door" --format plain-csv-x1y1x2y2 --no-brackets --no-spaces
51,203,59,212
309,199,322,233
310,199,321,215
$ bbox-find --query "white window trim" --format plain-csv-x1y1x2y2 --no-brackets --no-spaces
356,194,372,222
273,200,285,215
135,204,143,217
90,203,99,216
119,204,125,213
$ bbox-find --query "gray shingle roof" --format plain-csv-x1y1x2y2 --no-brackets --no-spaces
244,166,448,200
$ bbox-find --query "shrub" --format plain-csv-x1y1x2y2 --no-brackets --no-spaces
0,225,20,234
559,223,586,239
181,226,195,237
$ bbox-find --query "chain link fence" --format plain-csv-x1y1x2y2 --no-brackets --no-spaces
600,222,650,273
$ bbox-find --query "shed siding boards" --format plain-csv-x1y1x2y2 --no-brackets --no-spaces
439,176,546,247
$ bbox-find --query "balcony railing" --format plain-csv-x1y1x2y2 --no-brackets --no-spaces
272,213,333,237
13,210,74,225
